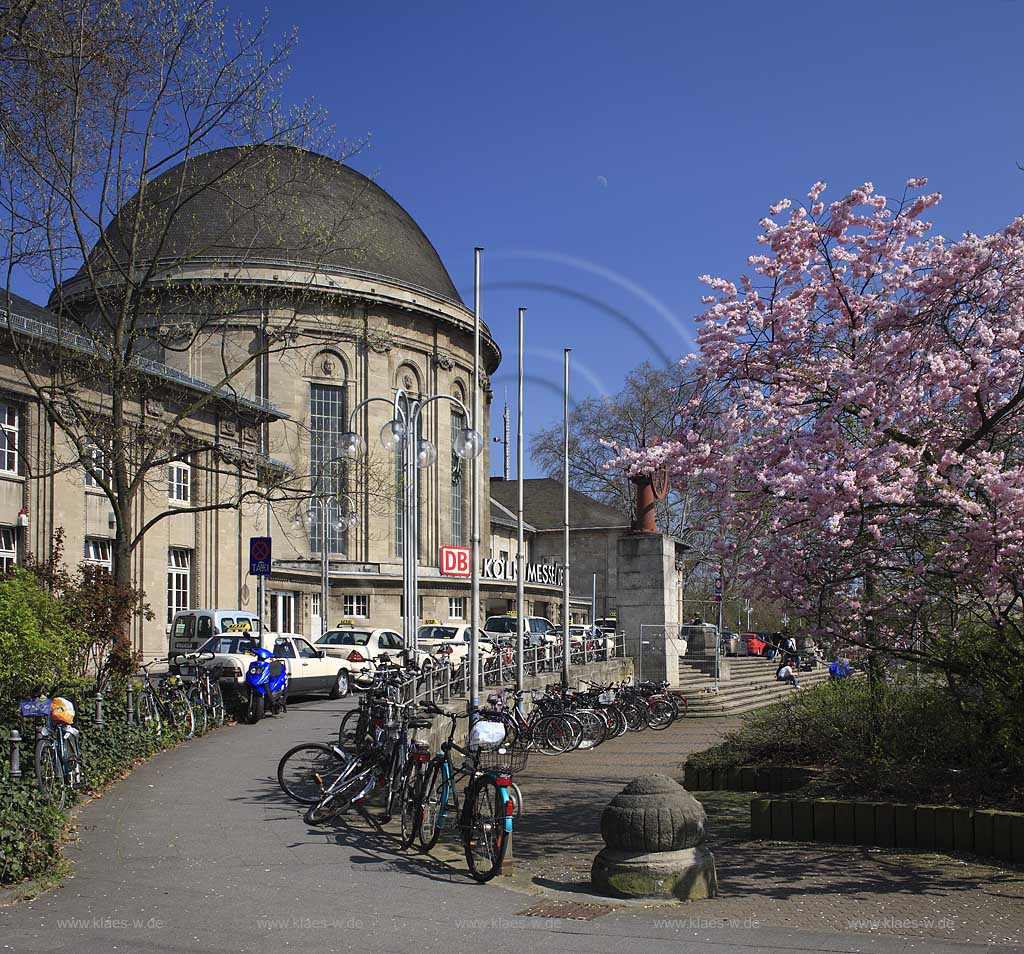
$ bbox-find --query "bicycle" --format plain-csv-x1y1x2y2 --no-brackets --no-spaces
415,702,527,883
18,686,82,810
172,651,225,733
135,660,196,739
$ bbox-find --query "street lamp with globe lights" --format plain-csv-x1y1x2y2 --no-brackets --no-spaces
339,387,483,658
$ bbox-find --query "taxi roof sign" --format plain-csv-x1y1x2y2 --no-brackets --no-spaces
336,619,356,628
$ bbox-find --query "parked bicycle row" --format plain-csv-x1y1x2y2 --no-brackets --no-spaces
274,663,686,881
276,663,526,882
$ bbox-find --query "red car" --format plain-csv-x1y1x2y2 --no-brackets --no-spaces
743,632,767,656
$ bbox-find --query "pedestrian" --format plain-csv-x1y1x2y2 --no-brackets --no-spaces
784,634,799,669
828,658,851,681
776,659,800,689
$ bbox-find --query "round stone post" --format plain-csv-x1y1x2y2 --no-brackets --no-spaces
8,728,22,779
126,684,135,724
94,691,104,726
592,774,718,901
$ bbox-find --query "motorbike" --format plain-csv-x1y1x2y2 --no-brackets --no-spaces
244,646,288,724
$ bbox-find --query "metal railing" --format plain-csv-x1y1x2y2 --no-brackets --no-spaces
403,632,628,706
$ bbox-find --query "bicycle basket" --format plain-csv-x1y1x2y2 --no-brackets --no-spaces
18,698,51,717
474,736,529,775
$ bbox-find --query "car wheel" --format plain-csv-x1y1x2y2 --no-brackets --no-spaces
329,669,350,700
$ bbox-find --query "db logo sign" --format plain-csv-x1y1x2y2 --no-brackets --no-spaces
440,545,471,577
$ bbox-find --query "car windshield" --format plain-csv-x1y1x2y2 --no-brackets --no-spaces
485,618,517,634
317,630,371,646
419,626,458,640
200,635,258,655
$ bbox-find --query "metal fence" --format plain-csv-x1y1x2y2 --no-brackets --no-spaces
403,632,628,705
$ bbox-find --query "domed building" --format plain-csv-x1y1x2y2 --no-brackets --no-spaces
0,145,593,659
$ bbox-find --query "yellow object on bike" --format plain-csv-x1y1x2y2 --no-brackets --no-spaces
50,697,75,725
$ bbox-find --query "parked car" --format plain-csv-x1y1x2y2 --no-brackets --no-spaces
416,624,499,667
743,632,767,656
167,608,261,659
198,631,354,698
484,615,557,648
314,627,433,674
568,624,614,658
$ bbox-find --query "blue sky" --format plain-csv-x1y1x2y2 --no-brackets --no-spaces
19,1,1024,473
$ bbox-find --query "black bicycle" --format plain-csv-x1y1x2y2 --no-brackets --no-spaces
173,651,225,732
18,685,83,810
135,660,195,738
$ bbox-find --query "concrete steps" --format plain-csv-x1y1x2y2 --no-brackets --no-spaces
676,654,832,717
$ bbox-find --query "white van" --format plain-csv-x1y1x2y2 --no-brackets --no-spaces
167,609,262,659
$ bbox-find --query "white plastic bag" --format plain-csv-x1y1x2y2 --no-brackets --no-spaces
468,720,506,749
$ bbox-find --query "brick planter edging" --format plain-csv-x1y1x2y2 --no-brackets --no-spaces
750,796,1024,865
682,762,813,794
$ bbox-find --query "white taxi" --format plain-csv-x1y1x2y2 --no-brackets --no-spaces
314,623,434,674
416,622,502,668
198,630,363,699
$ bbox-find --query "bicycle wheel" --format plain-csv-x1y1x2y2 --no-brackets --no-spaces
398,757,426,849
137,689,162,734
168,690,196,739
304,763,375,826
187,686,209,734
532,714,575,755
602,705,628,738
418,760,456,850
208,680,225,726
573,708,608,750
337,708,361,749
461,776,508,883
622,701,648,732
277,742,349,804
34,737,66,810
646,699,676,730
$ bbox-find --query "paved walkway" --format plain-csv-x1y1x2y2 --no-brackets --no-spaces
1,697,1022,954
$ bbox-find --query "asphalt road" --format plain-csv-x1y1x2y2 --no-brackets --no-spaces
1,696,1021,954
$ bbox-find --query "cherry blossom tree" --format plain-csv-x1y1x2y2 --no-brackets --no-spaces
618,178,1024,669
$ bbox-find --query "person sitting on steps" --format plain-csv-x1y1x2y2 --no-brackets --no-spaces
776,659,800,689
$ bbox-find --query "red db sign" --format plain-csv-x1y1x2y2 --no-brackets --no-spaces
440,546,471,577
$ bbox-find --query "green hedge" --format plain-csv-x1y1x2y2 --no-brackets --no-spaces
0,695,219,886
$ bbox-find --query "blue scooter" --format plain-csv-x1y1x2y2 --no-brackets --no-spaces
245,646,288,724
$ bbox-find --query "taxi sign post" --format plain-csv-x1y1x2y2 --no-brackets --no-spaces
249,537,272,577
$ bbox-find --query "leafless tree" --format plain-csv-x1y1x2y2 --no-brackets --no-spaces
0,0,385,662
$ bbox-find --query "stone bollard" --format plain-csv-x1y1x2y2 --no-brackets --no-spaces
94,691,104,726
591,774,718,901
8,728,21,779
126,684,135,724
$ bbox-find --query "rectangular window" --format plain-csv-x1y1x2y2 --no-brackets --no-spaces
311,592,321,619
0,403,18,474
0,526,16,573
168,460,191,503
167,547,192,624
310,383,347,555
84,444,108,488
84,537,113,571
450,411,466,546
395,393,423,559
343,593,369,618
448,596,466,620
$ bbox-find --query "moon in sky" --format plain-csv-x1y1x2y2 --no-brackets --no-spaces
596,175,608,188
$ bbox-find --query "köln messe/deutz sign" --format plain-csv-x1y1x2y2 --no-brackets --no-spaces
481,557,565,586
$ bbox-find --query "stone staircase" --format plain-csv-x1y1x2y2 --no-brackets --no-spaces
676,653,831,717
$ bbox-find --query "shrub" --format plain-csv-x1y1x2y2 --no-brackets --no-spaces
0,570,87,708
687,676,1022,809
0,773,68,884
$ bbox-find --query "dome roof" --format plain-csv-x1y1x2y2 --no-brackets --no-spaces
77,145,462,304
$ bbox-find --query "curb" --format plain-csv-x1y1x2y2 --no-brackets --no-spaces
750,796,1024,865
